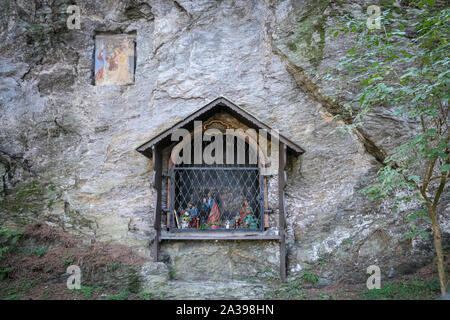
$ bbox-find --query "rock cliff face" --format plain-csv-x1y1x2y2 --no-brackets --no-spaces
0,0,448,289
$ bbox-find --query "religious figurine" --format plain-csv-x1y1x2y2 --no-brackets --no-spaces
186,202,198,228
239,199,254,226
201,197,209,211
180,208,191,229
204,192,214,211
199,196,210,226
195,216,200,229
206,192,221,225
181,218,189,229
243,214,259,230
234,214,241,229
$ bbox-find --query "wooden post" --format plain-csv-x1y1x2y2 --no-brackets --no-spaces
152,145,163,262
278,142,287,282
263,176,270,228
167,160,172,230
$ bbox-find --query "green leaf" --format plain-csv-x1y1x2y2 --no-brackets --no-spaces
407,175,420,183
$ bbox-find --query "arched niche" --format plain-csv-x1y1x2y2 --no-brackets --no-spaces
165,121,269,232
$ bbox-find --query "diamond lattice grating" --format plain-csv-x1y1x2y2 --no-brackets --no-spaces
170,167,263,231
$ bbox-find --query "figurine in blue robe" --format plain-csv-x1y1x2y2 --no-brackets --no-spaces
186,202,199,228
205,192,214,211
187,202,198,216
200,192,214,226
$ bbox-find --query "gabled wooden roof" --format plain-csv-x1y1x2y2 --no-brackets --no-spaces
136,96,305,157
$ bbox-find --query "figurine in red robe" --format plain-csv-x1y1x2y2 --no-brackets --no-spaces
206,193,221,225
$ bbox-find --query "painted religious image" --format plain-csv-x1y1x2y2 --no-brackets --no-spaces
94,35,135,86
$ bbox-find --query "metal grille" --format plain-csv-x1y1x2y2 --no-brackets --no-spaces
169,167,264,231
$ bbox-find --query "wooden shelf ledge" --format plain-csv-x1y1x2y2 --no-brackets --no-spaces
159,234,281,241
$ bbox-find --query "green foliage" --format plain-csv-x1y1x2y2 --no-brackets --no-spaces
139,291,153,300
0,227,23,279
0,267,13,281
317,292,335,300
126,269,142,294
318,257,330,265
302,271,319,284
31,247,47,258
80,286,94,299
271,273,325,300
341,237,353,245
362,277,441,300
104,290,130,300
275,278,308,300
18,279,38,293
330,3,449,295
264,267,281,282
169,267,177,280
0,228,23,258
330,1,449,236
288,42,297,51
16,182,44,204
79,286,103,299
67,286,103,299
107,262,119,272
41,290,50,300
8,181,45,214
0,180,66,225
0,279,38,300
62,254,75,266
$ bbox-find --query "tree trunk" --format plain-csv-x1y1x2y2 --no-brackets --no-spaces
429,207,447,297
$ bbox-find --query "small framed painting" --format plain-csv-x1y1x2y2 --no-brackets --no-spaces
94,34,136,86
